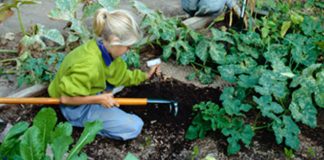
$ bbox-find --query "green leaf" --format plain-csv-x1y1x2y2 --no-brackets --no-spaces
221,119,254,155
33,108,57,152
254,70,289,99
195,39,209,63
98,0,120,11
186,72,196,81
218,65,244,83
186,102,229,140
253,96,284,122
185,124,202,140
20,126,43,160
239,31,263,46
272,116,300,150
125,50,140,68
50,122,73,160
124,152,139,160
315,70,324,108
67,34,79,43
271,59,295,78
43,29,65,46
290,11,304,24
290,64,321,90
82,2,101,19
133,0,154,15
69,152,88,160
237,73,259,88
289,88,317,128
209,43,226,64
179,50,195,65
301,16,322,36
211,29,234,44
162,44,173,60
237,44,259,59
220,87,252,116
197,67,214,84
261,26,270,38
280,21,291,38
49,0,78,20
175,41,195,65
51,136,73,160
264,44,289,62
0,122,29,157
67,121,103,160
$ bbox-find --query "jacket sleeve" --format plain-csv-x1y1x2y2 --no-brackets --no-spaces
106,57,147,87
58,61,98,97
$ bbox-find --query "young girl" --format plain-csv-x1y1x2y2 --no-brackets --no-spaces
48,8,160,140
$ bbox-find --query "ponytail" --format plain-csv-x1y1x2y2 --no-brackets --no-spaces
94,8,109,37
93,8,142,46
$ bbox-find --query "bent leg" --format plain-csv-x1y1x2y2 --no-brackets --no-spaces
60,104,144,141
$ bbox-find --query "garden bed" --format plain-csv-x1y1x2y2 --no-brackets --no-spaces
0,79,323,160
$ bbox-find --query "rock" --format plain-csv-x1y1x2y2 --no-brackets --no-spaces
4,32,15,41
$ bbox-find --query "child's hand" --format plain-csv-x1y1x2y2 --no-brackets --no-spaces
98,93,119,108
147,64,161,79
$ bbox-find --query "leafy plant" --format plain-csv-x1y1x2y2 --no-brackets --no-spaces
0,107,103,160
17,52,65,86
48,0,120,44
0,0,41,34
284,147,295,160
183,0,323,155
185,101,254,155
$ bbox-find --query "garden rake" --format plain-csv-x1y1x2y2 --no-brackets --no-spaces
0,97,178,116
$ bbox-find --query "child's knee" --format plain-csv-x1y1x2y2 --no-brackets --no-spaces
124,115,144,134
100,115,144,140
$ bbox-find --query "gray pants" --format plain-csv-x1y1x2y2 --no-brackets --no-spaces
60,86,144,141
60,104,144,140
182,0,239,16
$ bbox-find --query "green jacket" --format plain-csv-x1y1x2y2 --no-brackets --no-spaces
48,40,147,97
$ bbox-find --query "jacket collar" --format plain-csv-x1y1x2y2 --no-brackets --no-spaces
97,40,114,66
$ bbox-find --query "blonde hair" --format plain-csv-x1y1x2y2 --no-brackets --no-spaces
93,8,141,46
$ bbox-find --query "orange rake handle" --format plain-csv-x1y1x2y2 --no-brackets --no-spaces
0,97,148,106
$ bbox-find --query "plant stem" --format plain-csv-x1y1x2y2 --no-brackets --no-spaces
16,7,26,36
0,58,16,64
0,49,18,54
293,63,300,72
2,70,15,74
253,112,261,128
252,123,272,131
192,62,219,73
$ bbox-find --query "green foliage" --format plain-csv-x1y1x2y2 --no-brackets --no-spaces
221,119,254,155
67,121,103,159
183,0,323,155
284,147,295,160
0,122,29,158
0,108,103,160
272,116,300,150
17,53,65,86
123,152,139,160
185,101,254,155
253,95,283,123
20,126,43,160
49,0,120,43
0,0,41,34
220,87,252,116
125,49,141,68
20,24,64,50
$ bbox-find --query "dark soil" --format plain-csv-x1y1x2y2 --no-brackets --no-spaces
82,78,222,160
